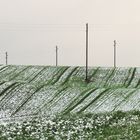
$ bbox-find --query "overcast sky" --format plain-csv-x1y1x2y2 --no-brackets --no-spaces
0,0,140,67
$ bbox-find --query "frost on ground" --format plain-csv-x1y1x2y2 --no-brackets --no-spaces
0,111,140,140
0,65,140,117
0,65,140,138
0,66,139,116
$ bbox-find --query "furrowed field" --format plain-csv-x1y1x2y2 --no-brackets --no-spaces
0,65,140,139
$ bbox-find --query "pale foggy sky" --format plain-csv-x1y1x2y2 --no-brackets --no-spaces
0,0,140,67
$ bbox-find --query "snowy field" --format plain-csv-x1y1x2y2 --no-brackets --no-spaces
0,65,140,139
0,111,140,139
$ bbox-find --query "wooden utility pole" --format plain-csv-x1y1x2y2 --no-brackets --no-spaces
114,40,116,67
6,52,8,65
56,46,58,66
85,23,88,82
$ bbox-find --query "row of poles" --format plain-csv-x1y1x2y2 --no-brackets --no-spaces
3,23,117,83
55,23,117,82
86,23,117,82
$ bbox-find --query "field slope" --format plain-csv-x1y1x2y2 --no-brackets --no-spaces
0,65,140,119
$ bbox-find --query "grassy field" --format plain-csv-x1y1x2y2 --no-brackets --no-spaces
0,65,140,139
0,111,140,139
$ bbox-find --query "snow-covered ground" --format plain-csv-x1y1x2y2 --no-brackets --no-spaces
0,65,140,120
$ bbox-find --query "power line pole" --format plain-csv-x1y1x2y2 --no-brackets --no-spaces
85,23,89,82
6,52,8,65
114,40,117,68
56,46,58,66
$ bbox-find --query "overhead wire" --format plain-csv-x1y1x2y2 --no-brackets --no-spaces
0,23,116,31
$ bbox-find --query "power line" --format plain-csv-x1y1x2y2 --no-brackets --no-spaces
0,22,117,30
0,22,84,25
